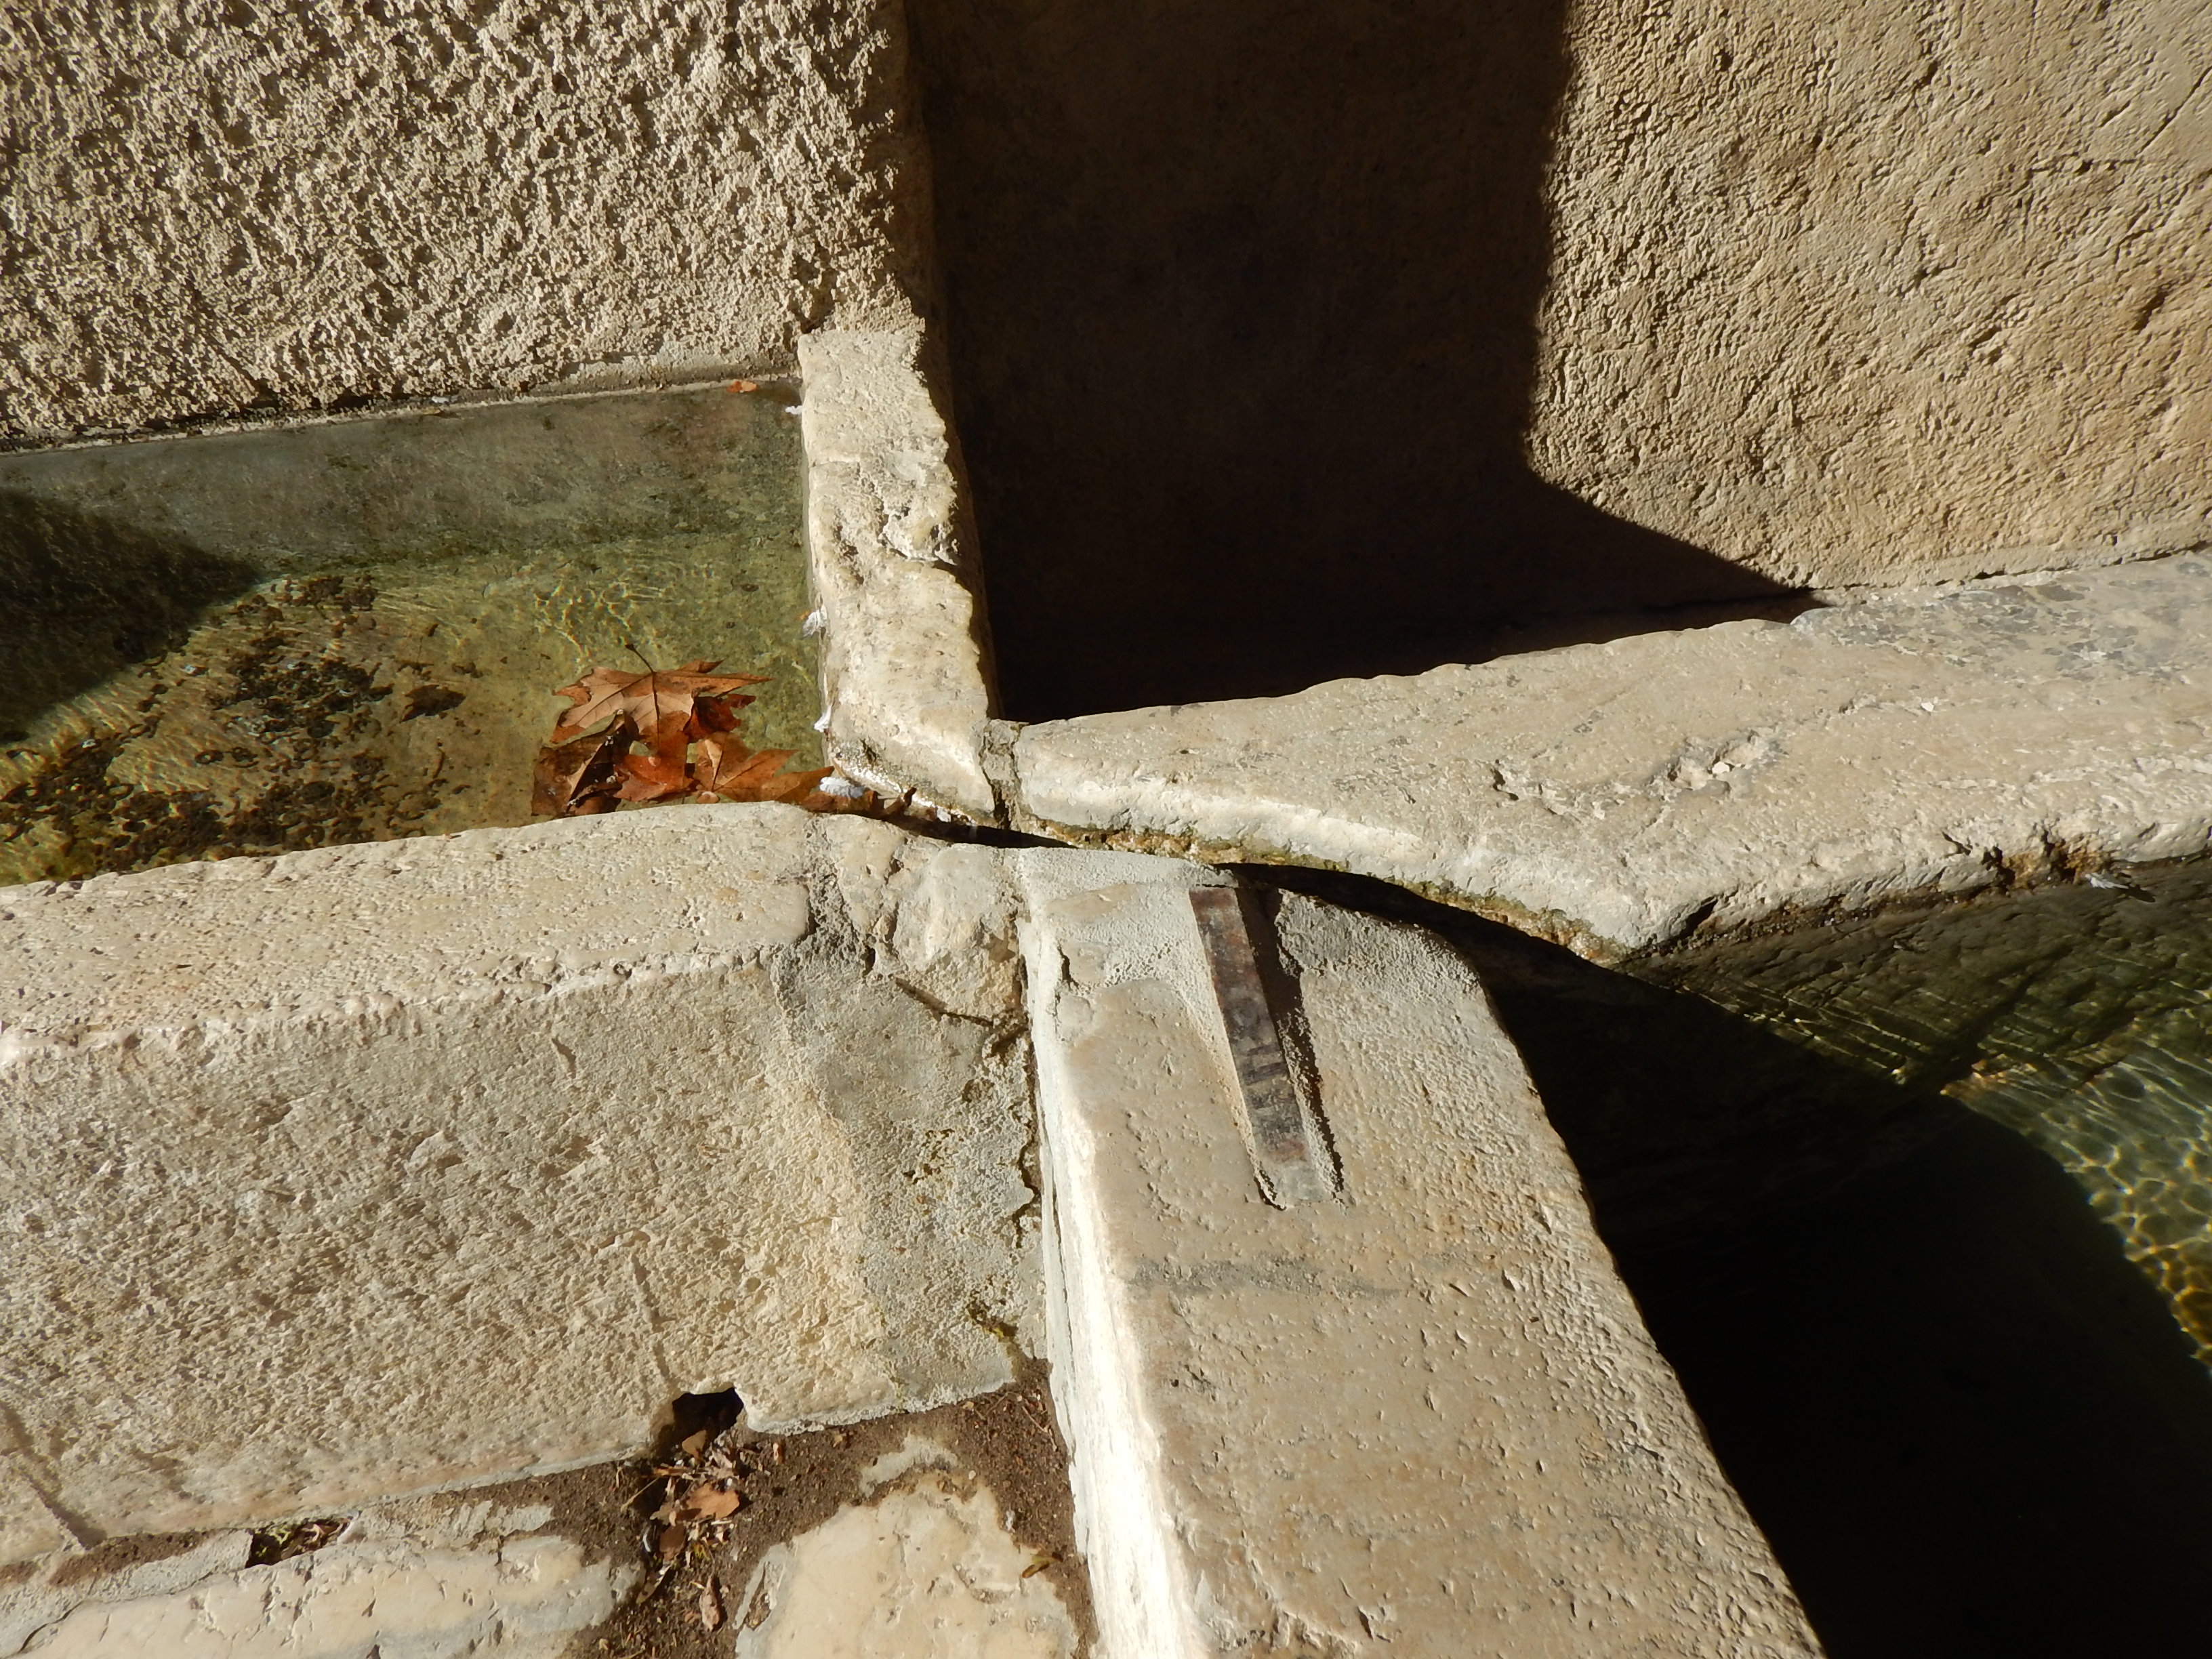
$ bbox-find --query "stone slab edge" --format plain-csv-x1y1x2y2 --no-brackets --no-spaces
996,557,2212,961
800,326,1000,822
1014,850,1821,1657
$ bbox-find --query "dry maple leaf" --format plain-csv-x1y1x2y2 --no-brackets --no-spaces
692,733,799,797
536,659,876,818
552,661,764,747
615,750,693,802
685,693,743,738
614,720,697,803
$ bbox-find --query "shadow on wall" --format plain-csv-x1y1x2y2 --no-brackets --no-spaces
0,493,259,742
1244,867,2212,1659
907,0,1807,721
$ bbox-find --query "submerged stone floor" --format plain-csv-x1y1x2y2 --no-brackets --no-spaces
0,384,816,886
1648,855,2212,1365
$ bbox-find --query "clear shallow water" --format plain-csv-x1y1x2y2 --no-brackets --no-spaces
1647,863,2212,1364
0,386,815,884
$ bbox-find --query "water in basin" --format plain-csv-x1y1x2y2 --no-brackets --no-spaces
1649,863,2212,1364
0,384,815,886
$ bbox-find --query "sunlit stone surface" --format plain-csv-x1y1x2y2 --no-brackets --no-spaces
0,808,1038,1558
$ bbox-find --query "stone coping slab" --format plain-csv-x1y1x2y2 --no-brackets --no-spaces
805,336,2209,959
1015,851,1819,1657
802,327,999,821
6,1525,626,1659
1005,554,2212,959
0,806,1038,1560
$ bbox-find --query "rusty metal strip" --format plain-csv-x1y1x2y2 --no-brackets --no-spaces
1188,884,1336,1207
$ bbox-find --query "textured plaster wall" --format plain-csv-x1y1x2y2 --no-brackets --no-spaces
909,0,2210,721
0,0,930,438
1532,0,2212,588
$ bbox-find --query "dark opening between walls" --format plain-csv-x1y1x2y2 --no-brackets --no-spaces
906,0,1806,722
1244,867,2212,1659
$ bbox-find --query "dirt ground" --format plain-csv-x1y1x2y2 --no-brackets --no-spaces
512,1374,1088,1658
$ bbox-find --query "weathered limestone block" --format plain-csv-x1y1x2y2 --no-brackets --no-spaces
1009,554,2212,958
0,806,1037,1559
1015,852,1818,1658
731,1436,1079,1659
802,327,999,821
18,1538,623,1659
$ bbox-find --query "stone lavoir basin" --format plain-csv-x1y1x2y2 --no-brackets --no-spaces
6,0,2209,1651
0,383,819,886
1,359,2211,1658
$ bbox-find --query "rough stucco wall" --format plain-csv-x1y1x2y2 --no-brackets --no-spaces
0,0,930,438
1532,0,2212,588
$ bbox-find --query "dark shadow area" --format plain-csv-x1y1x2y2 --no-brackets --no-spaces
1242,866,2212,1659
907,0,1807,721
653,1387,746,1459
0,492,259,741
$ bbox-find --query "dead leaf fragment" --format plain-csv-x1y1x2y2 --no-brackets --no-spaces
672,1483,743,1523
697,1574,725,1631
744,1579,774,1629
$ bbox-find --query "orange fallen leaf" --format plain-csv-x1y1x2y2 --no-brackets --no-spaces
552,661,764,748
686,692,745,737
727,380,758,394
754,766,838,805
693,733,798,798
534,659,877,818
615,726,696,802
